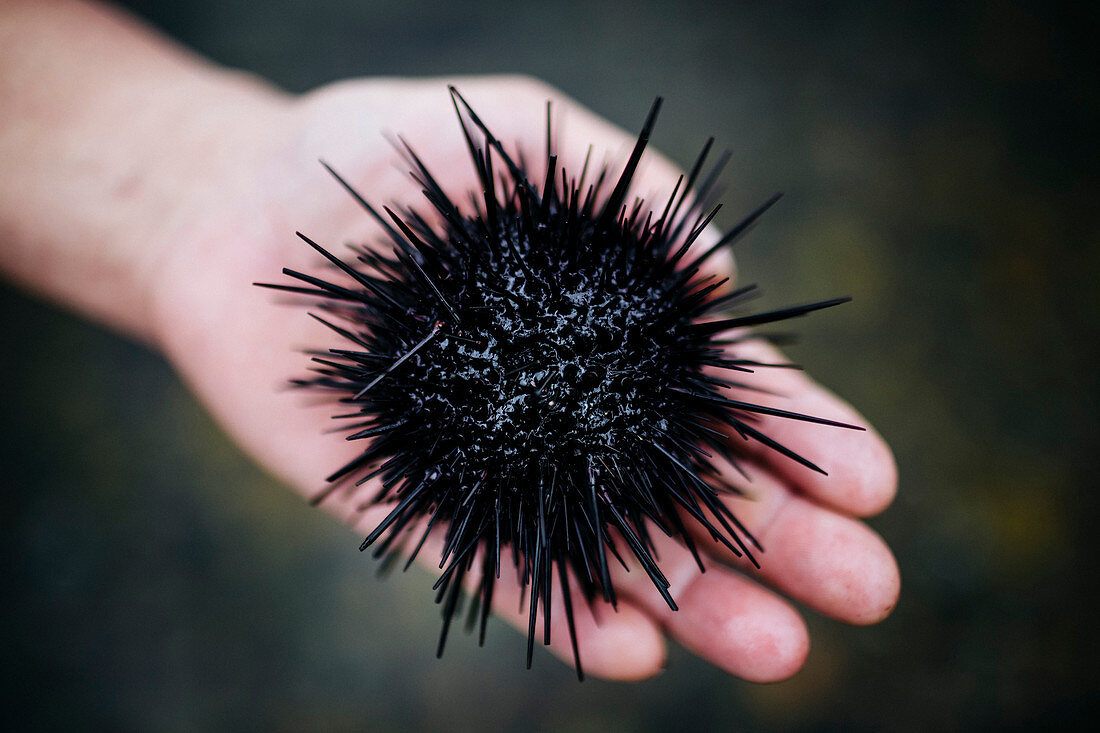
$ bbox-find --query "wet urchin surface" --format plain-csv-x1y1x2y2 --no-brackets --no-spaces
259,88,859,679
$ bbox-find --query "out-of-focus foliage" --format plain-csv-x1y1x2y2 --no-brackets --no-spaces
2,1,1095,730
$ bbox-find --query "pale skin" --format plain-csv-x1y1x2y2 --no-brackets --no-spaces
1,0,900,682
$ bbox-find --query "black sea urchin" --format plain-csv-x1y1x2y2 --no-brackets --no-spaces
259,88,859,679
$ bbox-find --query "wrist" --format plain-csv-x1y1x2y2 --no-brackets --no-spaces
0,0,296,344
130,70,294,343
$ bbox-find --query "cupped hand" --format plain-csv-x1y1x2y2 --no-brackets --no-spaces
149,75,899,682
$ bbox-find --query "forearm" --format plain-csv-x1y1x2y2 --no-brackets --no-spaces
0,0,288,341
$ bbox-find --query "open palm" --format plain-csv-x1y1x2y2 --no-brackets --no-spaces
148,76,899,682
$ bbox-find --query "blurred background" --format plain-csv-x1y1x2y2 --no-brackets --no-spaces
1,0,1096,730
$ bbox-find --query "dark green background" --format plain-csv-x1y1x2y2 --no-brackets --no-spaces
2,1,1096,730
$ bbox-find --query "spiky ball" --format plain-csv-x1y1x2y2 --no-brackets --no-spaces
260,88,855,679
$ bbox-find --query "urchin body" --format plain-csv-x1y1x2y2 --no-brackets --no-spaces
260,89,856,678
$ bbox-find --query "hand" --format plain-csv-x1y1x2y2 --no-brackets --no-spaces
148,75,900,682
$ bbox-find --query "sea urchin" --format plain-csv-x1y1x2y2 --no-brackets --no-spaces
258,88,859,679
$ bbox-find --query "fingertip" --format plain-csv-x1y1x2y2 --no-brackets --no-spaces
771,505,900,625
727,340,899,518
489,570,667,681
847,530,901,625
790,395,899,519
740,605,810,683
678,571,809,683
581,602,668,680
812,407,898,518
848,428,899,517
